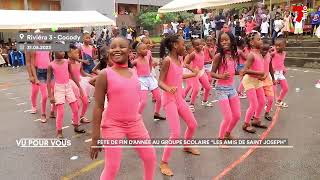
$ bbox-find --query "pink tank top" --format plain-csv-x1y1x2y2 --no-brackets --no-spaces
35,51,50,69
272,51,286,71
216,56,236,86
250,52,264,78
51,59,69,84
69,61,81,82
102,68,141,126
81,45,93,57
238,47,250,65
192,51,205,69
263,53,271,74
204,47,213,63
135,56,151,77
162,57,184,105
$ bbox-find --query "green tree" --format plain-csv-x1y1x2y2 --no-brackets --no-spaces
137,11,194,30
137,11,161,30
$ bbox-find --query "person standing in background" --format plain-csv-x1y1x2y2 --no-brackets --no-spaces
215,10,226,36
310,7,320,37
270,7,277,38
283,11,292,41
171,20,179,34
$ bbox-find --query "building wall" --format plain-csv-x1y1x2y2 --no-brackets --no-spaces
61,0,115,20
116,0,171,6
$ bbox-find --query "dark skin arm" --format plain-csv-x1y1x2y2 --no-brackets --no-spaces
183,72,197,79
158,58,177,94
80,65,94,78
240,53,265,77
269,58,275,82
90,70,106,159
238,50,246,62
184,52,198,72
76,58,90,65
92,62,101,75
47,65,54,104
25,51,35,83
30,51,39,84
185,52,195,65
210,53,230,79
89,76,97,87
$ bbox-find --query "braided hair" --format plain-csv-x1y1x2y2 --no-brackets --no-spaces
160,34,180,59
216,31,239,71
245,31,260,49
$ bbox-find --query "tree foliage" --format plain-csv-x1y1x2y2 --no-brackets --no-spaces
137,10,194,30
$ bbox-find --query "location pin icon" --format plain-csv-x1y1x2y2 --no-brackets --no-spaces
19,34,24,40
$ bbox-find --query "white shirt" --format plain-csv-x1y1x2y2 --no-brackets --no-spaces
210,20,216,29
204,23,210,36
171,22,179,33
261,21,269,33
126,33,132,40
274,20,284,32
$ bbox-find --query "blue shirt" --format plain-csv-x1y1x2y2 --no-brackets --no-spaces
311,11,320,25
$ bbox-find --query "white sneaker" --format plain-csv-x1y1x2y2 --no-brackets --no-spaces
316,82,320,89
8,64,11,67
17,66,19,68
201,101,213,107
238,93,247,99
29,107,37,114
275,101,288,108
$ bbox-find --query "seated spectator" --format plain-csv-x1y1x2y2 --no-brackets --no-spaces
9,47,24,68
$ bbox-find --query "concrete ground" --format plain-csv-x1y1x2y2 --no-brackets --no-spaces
0,67,319,180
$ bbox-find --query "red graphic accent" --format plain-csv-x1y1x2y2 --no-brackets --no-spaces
292,5,306,22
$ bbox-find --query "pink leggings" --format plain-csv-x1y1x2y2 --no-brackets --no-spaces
265,96,274,113
31,82,55,114
218,96,241,139
72,83,89,118
100,121,156,180
277,79,288,101
184,78,193,98
237,77,244,93
31,83,47,115
245,87,265,123
56,102,79,130
139,88,161,114
191,73,211,104
162,97,198,163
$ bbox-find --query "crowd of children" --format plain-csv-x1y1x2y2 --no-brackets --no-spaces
25,28,290,179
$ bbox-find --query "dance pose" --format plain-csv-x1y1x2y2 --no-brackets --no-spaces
90,37,156,180
185,39,214,111
261,39,275,121
236,37,249,99
211,32,241,140
132,42,165,121
183,44,195,99
271,38,289,108
47,51,85,138
203,36,216,84
30,50,55,122
240,32,268,133
159,34,199,176
68,44,93,123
